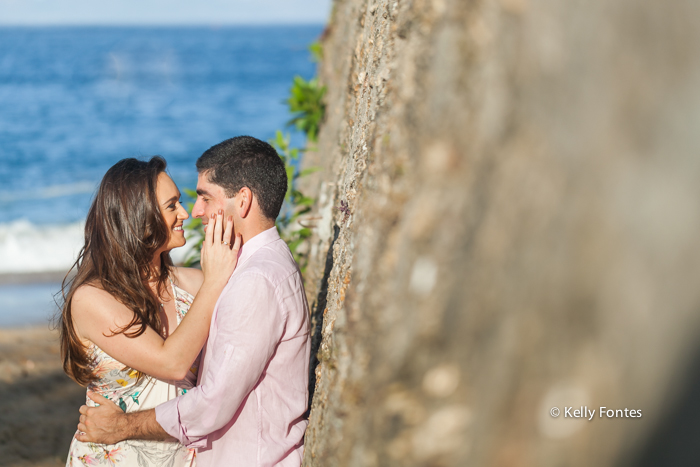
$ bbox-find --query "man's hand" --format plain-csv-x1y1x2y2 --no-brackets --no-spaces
76,391,127,445
75,391,174,444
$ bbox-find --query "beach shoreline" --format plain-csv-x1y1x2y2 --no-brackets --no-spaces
0,275,68,328
0,270,71,286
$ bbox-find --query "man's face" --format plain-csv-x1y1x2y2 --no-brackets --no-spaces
192,171,234,232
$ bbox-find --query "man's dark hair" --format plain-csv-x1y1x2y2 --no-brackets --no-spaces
196,136,287,220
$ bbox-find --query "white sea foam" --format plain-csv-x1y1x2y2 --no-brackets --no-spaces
0,219,85,273
0,219,198,273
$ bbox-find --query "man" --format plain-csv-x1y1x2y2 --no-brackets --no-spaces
77,136,311,466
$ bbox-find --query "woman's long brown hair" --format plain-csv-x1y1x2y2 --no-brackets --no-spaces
58,156,174,386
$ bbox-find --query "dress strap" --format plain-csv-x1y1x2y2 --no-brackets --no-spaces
168,275,180,300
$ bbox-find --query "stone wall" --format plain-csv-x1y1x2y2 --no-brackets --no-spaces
301,0,700,465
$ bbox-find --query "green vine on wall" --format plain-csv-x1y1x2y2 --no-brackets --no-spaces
287,76,326,143
272,130,320,271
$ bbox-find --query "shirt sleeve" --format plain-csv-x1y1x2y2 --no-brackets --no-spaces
155,271,285,447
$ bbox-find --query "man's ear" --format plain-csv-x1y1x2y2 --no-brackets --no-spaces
237,187,253,218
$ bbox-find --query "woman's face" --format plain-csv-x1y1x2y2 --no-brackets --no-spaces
156,172,189,251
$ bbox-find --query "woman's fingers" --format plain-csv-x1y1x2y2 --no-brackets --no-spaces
204,212,215,247
222,215,234,246
232,233,242,253
214,209,224,244
199,212,239,284
200,213,215,269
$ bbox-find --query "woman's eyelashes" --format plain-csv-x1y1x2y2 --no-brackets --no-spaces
168,198,183,210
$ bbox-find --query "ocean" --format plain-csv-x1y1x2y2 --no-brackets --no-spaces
0,25,322,326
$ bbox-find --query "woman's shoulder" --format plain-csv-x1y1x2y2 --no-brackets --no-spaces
70,282,134,342
72,282,112,309
171,266,204,296
72,282,132,320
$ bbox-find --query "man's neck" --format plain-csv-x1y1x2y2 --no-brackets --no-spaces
239,220,275,245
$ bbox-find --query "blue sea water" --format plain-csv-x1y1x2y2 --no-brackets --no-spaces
0,25,322,325
0,25,320,225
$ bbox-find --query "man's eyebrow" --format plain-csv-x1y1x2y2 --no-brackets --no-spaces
196,188,211,196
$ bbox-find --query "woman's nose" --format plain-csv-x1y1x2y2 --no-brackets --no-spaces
178,203,190,220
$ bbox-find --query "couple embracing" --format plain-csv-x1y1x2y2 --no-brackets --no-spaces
60,136,310,467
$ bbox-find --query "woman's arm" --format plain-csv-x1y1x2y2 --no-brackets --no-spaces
161,267,205,388
72,212,240,381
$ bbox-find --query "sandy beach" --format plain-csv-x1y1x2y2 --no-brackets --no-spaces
0,325,85,467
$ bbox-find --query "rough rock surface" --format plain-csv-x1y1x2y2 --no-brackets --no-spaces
301,0,700,465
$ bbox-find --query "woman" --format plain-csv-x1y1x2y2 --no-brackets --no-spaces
60,156,239,466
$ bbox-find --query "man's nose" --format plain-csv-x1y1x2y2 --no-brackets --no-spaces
191,199,205,218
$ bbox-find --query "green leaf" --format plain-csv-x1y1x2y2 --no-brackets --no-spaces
299,166,321,177
285,75,326,142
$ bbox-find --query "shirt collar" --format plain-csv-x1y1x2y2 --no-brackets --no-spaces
235,226,280,269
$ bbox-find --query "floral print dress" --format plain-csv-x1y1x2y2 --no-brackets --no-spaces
66,281,199,467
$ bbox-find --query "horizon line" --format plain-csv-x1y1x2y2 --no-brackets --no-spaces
0,22,327,27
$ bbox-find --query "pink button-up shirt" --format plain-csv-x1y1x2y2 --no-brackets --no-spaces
156,227,310,467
